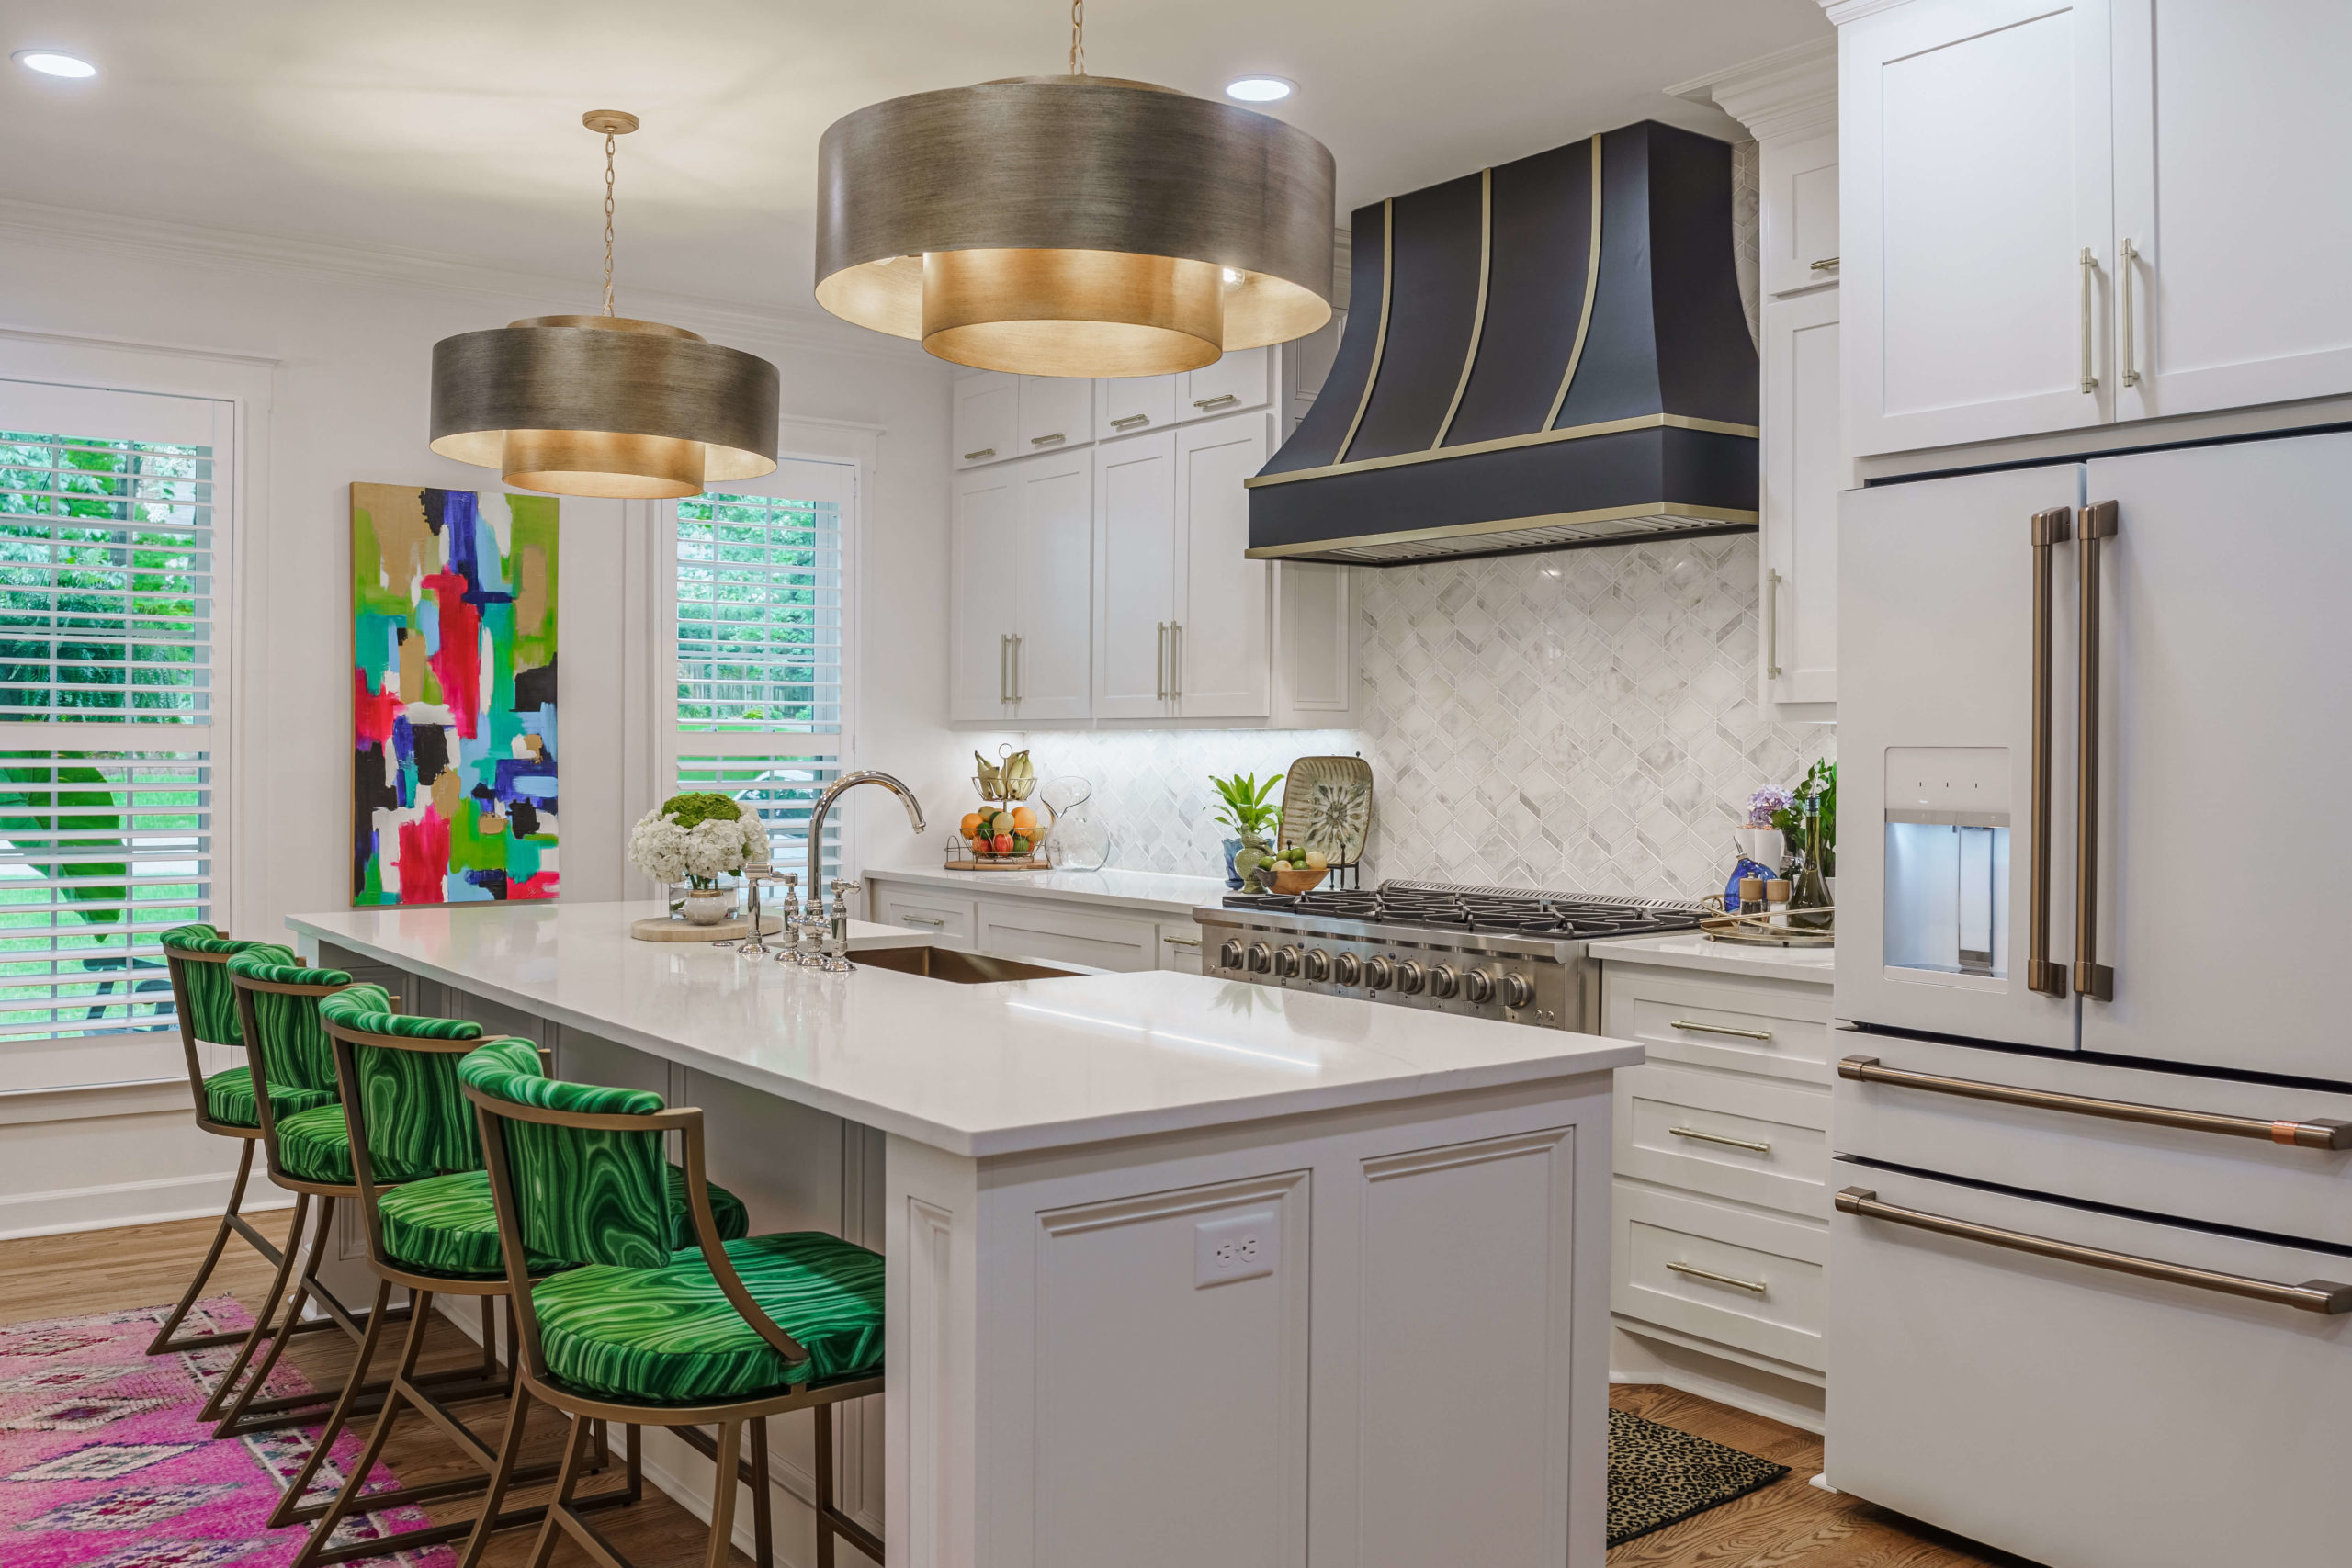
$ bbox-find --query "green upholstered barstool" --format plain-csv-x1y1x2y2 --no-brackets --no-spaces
290,998,752,1568
204,946,461,1440
151,924,338,1359
459,1039,886,1568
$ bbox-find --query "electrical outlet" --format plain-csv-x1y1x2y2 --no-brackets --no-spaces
1194,1210,1278,1288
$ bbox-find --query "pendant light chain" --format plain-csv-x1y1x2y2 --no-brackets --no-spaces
601,130,618,317
1069,0,1085,75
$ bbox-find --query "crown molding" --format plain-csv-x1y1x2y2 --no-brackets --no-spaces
0,195,933,369
1666,38,1838,143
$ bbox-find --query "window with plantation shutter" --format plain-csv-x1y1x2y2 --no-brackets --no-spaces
664,458,854,885
0,378,231,1086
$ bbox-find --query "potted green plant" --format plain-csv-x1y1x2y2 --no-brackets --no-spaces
1206,772,1283,893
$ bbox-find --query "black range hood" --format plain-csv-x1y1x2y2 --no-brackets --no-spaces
1247,120,1758,566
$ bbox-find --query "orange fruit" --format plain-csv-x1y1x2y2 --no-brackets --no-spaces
960,811,984,838
1011,807,1037,832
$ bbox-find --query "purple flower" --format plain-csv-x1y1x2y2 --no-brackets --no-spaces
1746,786,1794,827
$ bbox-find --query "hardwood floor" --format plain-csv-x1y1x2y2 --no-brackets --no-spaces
4,1209,2035,1568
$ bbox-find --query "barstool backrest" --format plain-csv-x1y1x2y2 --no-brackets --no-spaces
321,984,488,1182
160,923,262,1127
226,944,349,1098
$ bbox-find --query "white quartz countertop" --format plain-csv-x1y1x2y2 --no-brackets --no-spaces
286,901,1642,1159
1590,931,1835,982
865,863,1230,920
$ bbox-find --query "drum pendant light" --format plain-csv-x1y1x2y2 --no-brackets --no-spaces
814,2,1337,377
430,111,780,499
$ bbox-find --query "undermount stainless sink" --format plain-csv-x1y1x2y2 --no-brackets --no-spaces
854,945,1081,984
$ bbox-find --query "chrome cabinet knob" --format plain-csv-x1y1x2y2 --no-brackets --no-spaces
1274,944,1303,977
1394,959,1425,995
1246,942,1272,974
1363,955,1395,990
1218,939,1245,970
1333,952,1363,986
1463,969,1495,1004
1303,948,1333,982
1428,964,1459,998
1501,972,1534,1009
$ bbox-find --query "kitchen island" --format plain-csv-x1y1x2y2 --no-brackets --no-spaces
288,900,1639,1568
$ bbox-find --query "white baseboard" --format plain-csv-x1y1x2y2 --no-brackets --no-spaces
1611,1323,1827,1434
0,1168,296,1241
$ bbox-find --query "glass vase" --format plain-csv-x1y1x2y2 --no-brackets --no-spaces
1789,808,1833,931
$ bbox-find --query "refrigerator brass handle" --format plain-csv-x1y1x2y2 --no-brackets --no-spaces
1808,255,1840,272
1671,1018,1773,1041
962,447,997,461
2119,238,2140,389
1111,413,1151,430
2075,500,2117,1000
1668,1125,1773,1155
2078,247,2099,393
1156,622,1168,701
1836,1187,2352,1314
2028,505,2072,997
1193,393,1239,410
1839,1055,2352,1150
1029,431,1067,446
1764,568,1782,681
1665,1260,1769,1295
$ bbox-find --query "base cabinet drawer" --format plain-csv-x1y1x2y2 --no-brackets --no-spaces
1614,1064,1831,1218
1600,964,1835,1084
978,899,1157,972
1156,921,1204,974
1827,1164,2352,1567
872,888,978,948
1611,1182,1825,1374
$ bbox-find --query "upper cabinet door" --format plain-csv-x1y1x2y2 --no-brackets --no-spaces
1173,412,1272,718
953,373,1017,468
1760,130,1841,298
1179,346,1272,423
2111,0,2352,423
1843,0,2114,456
949,466,1019,720
1016,375,1091,458
1010,449,1093,721
1282,312,1346,435
1091,433,1177,720
1761,288,1843,713
1094,375,1177,443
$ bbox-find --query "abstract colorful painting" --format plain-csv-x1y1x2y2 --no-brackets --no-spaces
349,483,558,905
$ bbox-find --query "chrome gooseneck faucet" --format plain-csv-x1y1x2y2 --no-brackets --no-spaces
802,769,926,918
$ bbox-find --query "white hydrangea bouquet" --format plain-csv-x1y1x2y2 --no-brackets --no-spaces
629,792,763,894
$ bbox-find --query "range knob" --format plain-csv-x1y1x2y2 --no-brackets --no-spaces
1218,939,1246,970
1462,968,1496,1005
1363,954,1396,990
1333,952,1363,987
1428,964,1459,998
1246,942,1272,974
1393,959,1425,995
1501,972,1535,1010
1303,948,1333,982
1274,944,1303,977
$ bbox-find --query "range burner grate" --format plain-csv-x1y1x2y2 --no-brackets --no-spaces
1219,883,1704,938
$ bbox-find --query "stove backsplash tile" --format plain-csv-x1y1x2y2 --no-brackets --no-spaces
1001,536,1830,899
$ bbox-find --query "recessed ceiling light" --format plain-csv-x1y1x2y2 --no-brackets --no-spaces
14,50,96,78
1225,76,1294,104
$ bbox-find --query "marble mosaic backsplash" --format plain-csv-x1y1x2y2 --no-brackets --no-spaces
1007,535,1833,901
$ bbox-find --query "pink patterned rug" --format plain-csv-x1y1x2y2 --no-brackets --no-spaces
0,1295,458,1568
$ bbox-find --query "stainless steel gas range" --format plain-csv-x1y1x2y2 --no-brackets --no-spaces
1192,881,1705,1032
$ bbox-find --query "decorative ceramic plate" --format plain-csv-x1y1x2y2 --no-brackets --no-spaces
1279,755,1373,866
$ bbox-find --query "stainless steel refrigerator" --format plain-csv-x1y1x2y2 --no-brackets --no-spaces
1829,427,2352,1566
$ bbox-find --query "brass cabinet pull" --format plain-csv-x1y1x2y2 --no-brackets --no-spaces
1170,622,1182,698
1111,413,1151,431
2075,500,2117,1000
2119,238,2141,389
1671,1018,1773,1042
1193,392,1239,411
963,447,997,461
2078,247,2099,393
999,633,1012,705
1030,432,1066,446
1163,934,1202,948
1666,1260,1769,1295
1837,1187,2352,1314
898,914,947,928
1839,1055,2352,1150
1808,255,1839,272
1011,633,1023,703
1764,568,1783,680
2028,506,2073,997
1155,622,1168,701
1668,1125,1773,1155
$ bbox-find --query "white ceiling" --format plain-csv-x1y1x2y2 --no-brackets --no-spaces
0,0,1829,316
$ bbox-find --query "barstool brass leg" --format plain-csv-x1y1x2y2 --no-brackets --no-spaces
290,1286,433,1568
524,1414,596,1568
213,1194,339,1437
815,1405,835,1568
198,1188,312,1423
455,1380,534,1568
266,1275,392,1529
702,1419,742,1568
750,1416,774,1568
149,1139,260,1355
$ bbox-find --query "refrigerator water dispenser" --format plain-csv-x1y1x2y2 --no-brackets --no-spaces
1883,748,2011,984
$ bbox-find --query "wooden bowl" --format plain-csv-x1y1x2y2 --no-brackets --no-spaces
1270,864,1328,896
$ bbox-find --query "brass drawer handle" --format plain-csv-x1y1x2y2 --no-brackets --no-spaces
1671,1019,1773,1042
1669,1125,1772,1155
1837,1188,2352,1315
1666,1260,1769,1295
1110,413,1151,430
1192,393,1239,410
962,447,996,461
1163,935,1202,948
2078,247,2099,393
1838,1055,2352,1150
1808,255,1839,272
1030,432,1067,446
898,915,946,928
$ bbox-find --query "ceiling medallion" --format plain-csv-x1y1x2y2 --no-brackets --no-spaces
814,2,1336,378
429,110,780,499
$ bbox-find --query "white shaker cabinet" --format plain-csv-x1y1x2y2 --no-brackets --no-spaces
952,371,1017,468
1760,288,1842,715
1094,373,1176,442
1172,412,1272,718
1091,431,1179,720
1178,344,1272,422
949,448,1092,722
2109,0,2352,422
1839,0,2114,456
1759,131,1840,299
949,464,1019,720
1016,373,1091,457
